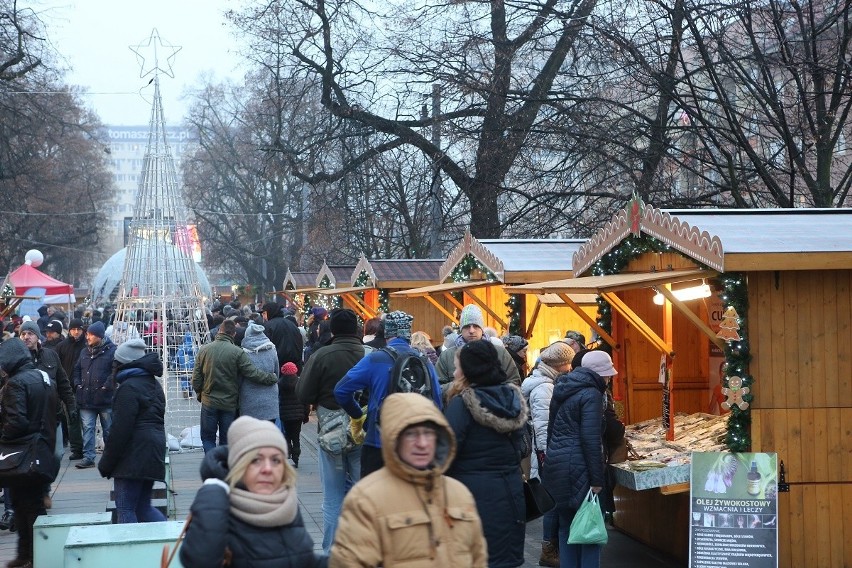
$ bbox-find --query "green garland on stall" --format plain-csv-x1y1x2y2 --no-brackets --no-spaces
591,234,672,337
719,272,752,452
506,294,522,336
354,269,389,315
1,282,13,298
379,289,390,314
450,254,496,303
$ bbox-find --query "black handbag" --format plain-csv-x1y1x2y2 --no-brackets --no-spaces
523,477,556,522
0,432,59,486
506,423,556,522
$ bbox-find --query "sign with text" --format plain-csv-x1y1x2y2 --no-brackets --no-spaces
689,452,778,568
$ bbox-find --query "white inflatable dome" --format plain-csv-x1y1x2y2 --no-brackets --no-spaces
91,246,212,305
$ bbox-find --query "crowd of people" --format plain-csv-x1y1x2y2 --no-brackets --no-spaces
0,299,626,568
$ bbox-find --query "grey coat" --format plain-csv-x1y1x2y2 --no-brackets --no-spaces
239,323,280,421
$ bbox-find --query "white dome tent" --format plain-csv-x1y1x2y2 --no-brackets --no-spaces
91,246,212,306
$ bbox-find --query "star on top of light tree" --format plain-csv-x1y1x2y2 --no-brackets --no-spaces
129,28,182,80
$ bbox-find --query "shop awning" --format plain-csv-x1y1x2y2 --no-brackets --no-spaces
505,269,722,356
504,269,713,295
392,280,507,328
391,280,494,298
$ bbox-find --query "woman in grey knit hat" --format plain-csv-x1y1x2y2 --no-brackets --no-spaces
239,323,280,422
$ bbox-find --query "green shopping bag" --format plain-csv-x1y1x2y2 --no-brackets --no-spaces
567,489,608,545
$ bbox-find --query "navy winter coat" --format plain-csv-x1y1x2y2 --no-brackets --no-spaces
72,338,117,410
445,384,528,568
542,367,606,512
98,353,166,481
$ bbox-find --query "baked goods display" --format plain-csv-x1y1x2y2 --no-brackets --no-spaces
622,412,729,470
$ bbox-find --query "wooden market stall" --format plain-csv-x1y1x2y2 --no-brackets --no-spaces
506,199,852,567
392,231,597,360
280,270,319,313
311,255,445,335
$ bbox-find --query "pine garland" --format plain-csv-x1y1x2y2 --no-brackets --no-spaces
719,272,752,451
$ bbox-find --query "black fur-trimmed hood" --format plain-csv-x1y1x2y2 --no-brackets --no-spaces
460,382,528,434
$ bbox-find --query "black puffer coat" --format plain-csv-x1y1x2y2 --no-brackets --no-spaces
445,384,528,568
542,367,606,512
0,338,59,478
278,373,309,422
180,447,327,568
98,353,166,481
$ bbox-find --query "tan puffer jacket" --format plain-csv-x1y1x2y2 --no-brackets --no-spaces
329,393,487,567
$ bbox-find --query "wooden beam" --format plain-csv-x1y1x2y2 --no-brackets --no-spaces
463,293,509,331
342,293,377,319
425,295,459,324
601,292,673,358
556,293,619,352
655,286,727,351
442,292,465,312
524,299,543,340
340,295,370,320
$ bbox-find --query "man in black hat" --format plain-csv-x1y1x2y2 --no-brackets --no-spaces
55,319,86,460
261,301,303,371
17,321,76,509
43,320,64,349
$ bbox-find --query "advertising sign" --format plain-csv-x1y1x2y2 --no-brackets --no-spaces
690,452,778,567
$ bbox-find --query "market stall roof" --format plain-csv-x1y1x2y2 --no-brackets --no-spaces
572,200,852,275
352,254,443,288
439,230,586,283
283,270,319,291
316,262,357,288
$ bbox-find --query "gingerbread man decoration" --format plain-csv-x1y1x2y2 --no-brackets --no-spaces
721,376,750,411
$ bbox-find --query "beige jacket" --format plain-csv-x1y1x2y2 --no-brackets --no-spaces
329,393,487,568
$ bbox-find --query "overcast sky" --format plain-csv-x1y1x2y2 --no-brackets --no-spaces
40,0,245,126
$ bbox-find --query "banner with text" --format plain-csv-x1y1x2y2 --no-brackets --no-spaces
689,452,777,568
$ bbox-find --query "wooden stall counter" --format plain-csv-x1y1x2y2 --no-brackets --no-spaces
610,412,729,563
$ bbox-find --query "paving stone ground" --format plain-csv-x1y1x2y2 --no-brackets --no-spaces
0,416,684,567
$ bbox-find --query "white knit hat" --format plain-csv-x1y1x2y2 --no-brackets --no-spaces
459,304,485,329
227,416,289,469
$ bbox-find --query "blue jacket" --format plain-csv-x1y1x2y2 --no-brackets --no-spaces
542,367,606,512
72,338,117,410
333,337,442,448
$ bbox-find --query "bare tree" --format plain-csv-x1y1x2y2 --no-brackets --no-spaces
227,0,599,239
0,1,114,280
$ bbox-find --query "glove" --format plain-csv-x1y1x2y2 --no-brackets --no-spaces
200,445,230,481
349,409,367,445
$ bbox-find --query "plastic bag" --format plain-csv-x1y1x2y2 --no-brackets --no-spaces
567,489,608,545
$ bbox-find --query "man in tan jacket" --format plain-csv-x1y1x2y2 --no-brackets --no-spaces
330,393,487,567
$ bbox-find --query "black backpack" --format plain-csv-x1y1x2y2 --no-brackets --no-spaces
381,346,433,399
